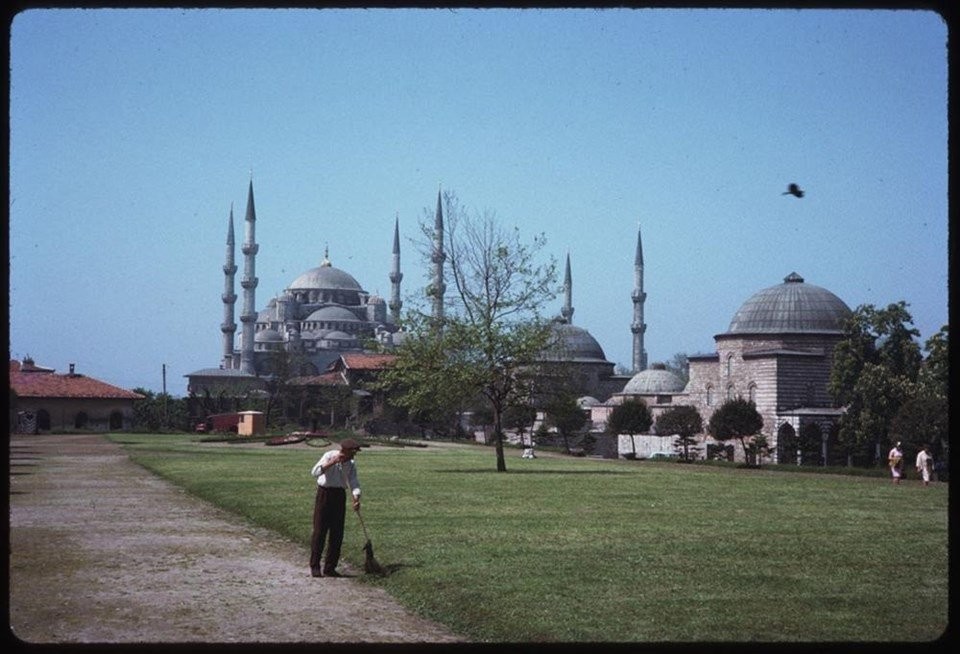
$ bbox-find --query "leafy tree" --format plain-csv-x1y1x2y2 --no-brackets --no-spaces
889,396,948,461
707,397,764,466
544,393,588,454
829,303,923,464
132,388,189,432
917,325,948,400
504,403,537,445
654,405,702,461
379,191,558,471
606,399,653,458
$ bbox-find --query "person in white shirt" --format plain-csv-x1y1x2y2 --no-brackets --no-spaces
888,442,904,485
309,438,362,578
915,444,934,487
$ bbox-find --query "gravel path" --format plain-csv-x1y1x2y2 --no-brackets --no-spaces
8,433,463,644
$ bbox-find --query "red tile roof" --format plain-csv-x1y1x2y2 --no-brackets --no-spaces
337,353,397,371
9,361,144,400
288,372,345,386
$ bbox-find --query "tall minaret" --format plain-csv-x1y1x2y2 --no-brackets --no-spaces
239,178,259,375
430,189,446,324
388,214,403,324
560,252,574,324
631,224,648,373
220,205,238,369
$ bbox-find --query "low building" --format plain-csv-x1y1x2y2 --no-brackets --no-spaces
9,358,144,433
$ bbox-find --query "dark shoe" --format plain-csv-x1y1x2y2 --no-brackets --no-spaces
323,570,343,578
311,568,323,578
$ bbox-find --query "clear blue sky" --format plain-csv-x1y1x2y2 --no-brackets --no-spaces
9,8,949,396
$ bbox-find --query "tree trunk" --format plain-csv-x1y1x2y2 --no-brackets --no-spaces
493,405,507,472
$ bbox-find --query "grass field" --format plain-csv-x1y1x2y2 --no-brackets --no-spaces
115,434,948,643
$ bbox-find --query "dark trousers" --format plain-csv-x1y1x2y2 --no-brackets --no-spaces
310,486,346,573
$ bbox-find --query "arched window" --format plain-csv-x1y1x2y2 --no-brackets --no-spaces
706,385,713,406
726,384,734,401
36,409,51,431
748,383,757,403
74,411,88,429
726,353,734,376
109,411,123,430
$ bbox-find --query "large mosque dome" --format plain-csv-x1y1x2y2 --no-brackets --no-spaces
289,262,363,292
623,363,686,394
542,321,609,363
725,272,852,335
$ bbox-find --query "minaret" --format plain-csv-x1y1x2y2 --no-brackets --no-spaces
239,178,259,375
631,224,648,373
388,214,403,324
560,252,574,324
220,205,238,369
430,189,446,324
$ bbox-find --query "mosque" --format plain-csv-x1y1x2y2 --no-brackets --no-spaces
187,180,854,464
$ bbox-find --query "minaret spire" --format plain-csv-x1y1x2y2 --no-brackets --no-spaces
560,252,574,324
239,179,259,375
389,213,403,324
631,223,648,373
430,188,446,325
221,204,238,369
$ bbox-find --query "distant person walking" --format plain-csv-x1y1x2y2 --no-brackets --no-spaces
915,444,934,487
888,441,904,485
309,438,362,577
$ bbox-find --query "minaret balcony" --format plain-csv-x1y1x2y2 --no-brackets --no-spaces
241,244,259,255
223,264,238,274
631,290,647,302
630,323,647,334
241,277,259,289
239,313,257,323
221,323,237,333
222,293,237,303
389,272,403,283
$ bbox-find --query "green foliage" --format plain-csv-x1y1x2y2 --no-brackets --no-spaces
543,392,588,453
132,388,189,431
707,397,764,465
654,405,703,460
606,399,652,457
829,303,933,462
382,191,559,471
118,434,949,642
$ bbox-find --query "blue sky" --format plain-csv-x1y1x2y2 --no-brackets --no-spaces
9,8,949,396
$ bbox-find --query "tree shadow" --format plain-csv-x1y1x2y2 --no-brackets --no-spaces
434,468,631,475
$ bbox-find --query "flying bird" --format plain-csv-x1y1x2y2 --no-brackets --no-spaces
783,183,804,198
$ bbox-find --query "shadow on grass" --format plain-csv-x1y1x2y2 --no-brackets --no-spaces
434,468,632,475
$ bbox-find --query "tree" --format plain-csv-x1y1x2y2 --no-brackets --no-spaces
829,302,924,464
606,399,652,458
544,393,588,454
654,405,702,461
503,403,537,445
707,397,764,466
917,325,948,400
379,191,558,471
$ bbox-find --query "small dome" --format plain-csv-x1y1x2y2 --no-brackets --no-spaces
577,396,600,409
289,264,363,292
623,363,685,394
255,328,283,343
323,330,356,342
726,272,852,334
542,322,608,363
306,306,361,322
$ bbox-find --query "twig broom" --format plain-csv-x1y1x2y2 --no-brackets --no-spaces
340,463,388,576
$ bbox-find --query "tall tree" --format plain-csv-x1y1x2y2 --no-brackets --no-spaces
380,191,558,472
654,405,702,461
544,392,588,454
663,352,690,386
829,302,924,464
606,399,653,458
707,397,764,466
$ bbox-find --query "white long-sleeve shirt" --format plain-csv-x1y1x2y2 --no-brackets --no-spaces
311,450,361,499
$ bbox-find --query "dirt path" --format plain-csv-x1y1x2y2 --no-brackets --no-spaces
8,433,463,644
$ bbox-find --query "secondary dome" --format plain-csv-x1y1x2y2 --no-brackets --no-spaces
305,306,361,322
289,262,363,292
726,272,852,335
623,363,685,394
542,322,609,363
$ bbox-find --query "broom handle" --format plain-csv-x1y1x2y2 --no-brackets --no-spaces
338,462,372,542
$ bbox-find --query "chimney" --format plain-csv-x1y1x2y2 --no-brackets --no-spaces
69,363,75,375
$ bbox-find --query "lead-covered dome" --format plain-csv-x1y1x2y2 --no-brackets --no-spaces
542,321,609,363
623,363,685,394
289,262,363,292
726,272,852,335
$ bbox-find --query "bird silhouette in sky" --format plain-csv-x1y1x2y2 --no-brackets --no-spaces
783,183,804,198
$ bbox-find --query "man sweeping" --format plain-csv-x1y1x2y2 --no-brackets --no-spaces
309,438,362,578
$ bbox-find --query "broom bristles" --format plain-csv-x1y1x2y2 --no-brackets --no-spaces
363,540,388,576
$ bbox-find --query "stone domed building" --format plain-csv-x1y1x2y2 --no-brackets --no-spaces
592,272,853,463
684,271,852,463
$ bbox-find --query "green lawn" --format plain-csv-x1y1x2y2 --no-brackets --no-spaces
115,434,948,643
